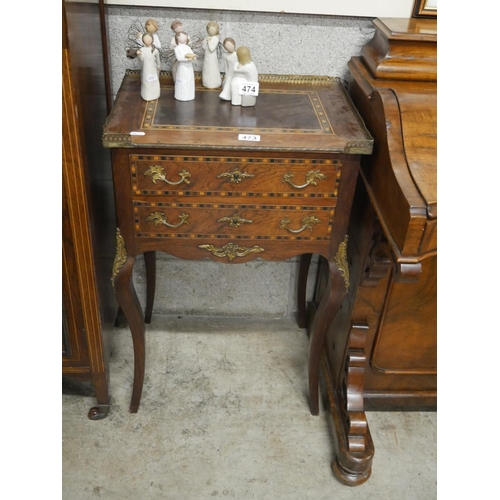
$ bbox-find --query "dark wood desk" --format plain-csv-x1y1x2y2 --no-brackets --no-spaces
308,17,437,485
103,71,372,426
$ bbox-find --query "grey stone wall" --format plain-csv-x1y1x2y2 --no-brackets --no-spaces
106,7,374,97
105,5,375,318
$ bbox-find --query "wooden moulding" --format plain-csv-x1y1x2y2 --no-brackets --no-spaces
361,18,437,82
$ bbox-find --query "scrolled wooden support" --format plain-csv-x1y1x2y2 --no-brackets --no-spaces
339,322,369,454
345,411,368,453
321,346,374,487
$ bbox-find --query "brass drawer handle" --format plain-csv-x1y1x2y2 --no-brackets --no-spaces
199,242,264,261
146,211,190,228
217,214,253,228
144,165,191,185
217,167,255,184
282,170,326,189
279,216,321,233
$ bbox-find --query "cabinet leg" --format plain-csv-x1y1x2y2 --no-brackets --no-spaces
114,254,146,413
308,260,345,415
297,253,312,328
87,403,110,420
88,372,110,420
144,251,156,324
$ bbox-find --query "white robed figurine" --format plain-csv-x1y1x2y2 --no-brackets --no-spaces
219,37,238,101
231,46,258,107
174,32,196,101
136,33,161,101
202,21,222,89
170,20,190,82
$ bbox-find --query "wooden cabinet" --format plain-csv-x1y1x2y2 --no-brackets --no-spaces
62,0,116,419
309,17,437,485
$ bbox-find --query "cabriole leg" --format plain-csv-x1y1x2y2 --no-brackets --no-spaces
112,229,145,413
307,260,346,415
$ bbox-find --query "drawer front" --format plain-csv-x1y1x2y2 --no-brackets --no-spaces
133,202,335,240
130,154,342,198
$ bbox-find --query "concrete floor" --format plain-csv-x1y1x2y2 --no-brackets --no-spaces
62,316,437,499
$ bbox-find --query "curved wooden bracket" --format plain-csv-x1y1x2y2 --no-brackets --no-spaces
362,234,421,285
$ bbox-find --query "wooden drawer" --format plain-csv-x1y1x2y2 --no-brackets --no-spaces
133,201,335,240
130,154,342,198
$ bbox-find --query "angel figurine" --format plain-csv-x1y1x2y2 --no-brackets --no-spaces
169,20,189,81
126,18,162,59
140,19,161,48
231,46,258,107
202,21,222,89
170,20,189,47
219,37,237,101
174,32,196,101
136,33,161,101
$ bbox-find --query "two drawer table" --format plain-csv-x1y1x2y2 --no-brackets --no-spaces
103,71,372,422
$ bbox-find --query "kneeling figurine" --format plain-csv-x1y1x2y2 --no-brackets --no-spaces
231,46,258,107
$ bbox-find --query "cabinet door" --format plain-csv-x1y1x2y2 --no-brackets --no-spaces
62,0,115,417
62,183,89,368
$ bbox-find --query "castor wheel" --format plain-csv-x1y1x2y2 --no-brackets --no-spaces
87,406,109,420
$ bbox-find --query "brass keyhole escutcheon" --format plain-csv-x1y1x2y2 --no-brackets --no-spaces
217,167,255,184
217,214,253,228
